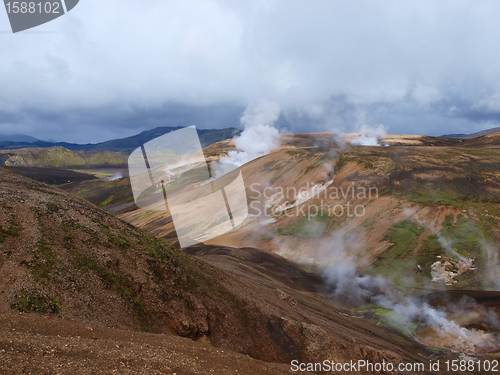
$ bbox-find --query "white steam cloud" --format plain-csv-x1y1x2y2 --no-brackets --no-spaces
437,235,471,265
107,172,123,181
350,124,387,146
321,229,500,355
320,230,390,303
373,295,500,354
219,101,281,167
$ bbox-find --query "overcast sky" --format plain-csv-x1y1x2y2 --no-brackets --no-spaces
1,0,500,143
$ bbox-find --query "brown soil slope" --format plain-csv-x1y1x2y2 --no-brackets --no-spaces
0,167,450,373
0,311,299,375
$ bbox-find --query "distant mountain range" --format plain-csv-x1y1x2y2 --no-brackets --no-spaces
0,126,242,154
440,126,500,139
4,125,499,152
0,134,40,143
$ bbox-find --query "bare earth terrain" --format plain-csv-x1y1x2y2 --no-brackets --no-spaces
3,131,500,373
0,312,298,375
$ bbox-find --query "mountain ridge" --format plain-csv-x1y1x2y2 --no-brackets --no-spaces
0,134,39,143
0,126,242,154
440,126,500,138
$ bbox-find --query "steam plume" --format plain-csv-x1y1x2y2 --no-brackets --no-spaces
321,229,500,354
219,101,281,166
437,235,471,264
107,172,123,181
350,124,387,146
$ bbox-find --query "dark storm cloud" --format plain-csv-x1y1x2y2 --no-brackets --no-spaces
2,0,500,141
0,103,244,143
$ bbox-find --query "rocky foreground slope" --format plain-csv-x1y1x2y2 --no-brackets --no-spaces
0,167,463,374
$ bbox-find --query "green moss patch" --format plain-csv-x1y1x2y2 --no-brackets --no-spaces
21,240,57,281
99,194,115,207
383,220,423,258
439,215,482,259
0,225,19,243
371,220,426,288
10,289,61,314
374,307,418,337
278,212,330,238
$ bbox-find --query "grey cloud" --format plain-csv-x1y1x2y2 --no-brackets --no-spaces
1,0,500,141
0,103,244,143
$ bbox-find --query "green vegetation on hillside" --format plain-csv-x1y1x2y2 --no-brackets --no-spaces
64,177,133,207
371,213,490,290
371,220,426,288
278,212,330,238
335,146,500,207
439,215,482,258
383,220,423,258
1,146,127,168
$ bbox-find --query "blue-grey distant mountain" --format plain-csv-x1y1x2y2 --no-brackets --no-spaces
441,127,500,139
0,126,242,154
0,134,39,143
